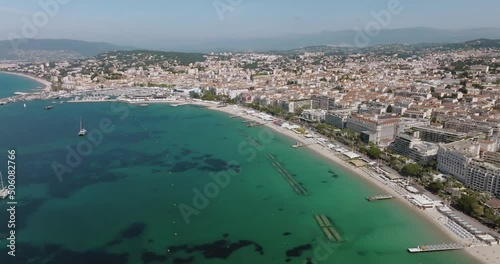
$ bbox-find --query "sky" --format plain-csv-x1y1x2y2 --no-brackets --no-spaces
0,0,499,48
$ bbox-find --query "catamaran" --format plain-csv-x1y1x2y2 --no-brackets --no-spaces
0,172,9,199
78,117,87,136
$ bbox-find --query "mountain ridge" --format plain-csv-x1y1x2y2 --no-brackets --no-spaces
0,39,136,60
2,28,500,61
155,27,500,52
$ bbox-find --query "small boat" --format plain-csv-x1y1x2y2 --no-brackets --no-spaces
171,103,188,107
24,103,26,108
44,105,53,110
78,117,87,136
0,172,9,199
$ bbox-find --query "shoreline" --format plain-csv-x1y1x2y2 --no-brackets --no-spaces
198,103,498,264
0,71,52,92
0,95,496,262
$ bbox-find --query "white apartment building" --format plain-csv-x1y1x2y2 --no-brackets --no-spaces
467,160,500,197
301,109,326,122
437,140,480,182
437,140,500,198
391,134,439,165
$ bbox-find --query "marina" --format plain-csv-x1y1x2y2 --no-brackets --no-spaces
67,99,116,103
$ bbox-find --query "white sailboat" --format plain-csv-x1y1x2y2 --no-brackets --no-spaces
0,172,9,199
78,117,87,136
24,103,26,108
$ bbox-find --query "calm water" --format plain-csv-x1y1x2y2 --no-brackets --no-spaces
0,73,44,98
0,75,477,264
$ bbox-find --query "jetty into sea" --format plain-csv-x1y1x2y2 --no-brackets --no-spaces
266,154,309,196
246,122,264,127
366,195,394,202
313,214,343,242
408,244,466,253
240,131,262,149
291,141,314,148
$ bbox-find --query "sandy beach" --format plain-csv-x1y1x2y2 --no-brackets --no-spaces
196,102,500,264
0,71,52,91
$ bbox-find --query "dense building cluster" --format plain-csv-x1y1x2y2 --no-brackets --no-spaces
1,43,500,197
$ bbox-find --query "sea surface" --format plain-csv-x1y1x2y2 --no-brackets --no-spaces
0,72,44,99
0,75,477,264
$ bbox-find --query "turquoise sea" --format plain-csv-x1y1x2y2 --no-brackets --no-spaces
0,75,477,264
0,72,44,99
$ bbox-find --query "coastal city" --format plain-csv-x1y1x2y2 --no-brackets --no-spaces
1,38,500,264
5,1,500,263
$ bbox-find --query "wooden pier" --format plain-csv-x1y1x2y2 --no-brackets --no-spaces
366,195,394,202
246,122,264,127
408,244,466,253
291,141,314,148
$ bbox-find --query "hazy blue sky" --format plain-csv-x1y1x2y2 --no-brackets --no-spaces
1,0,499,47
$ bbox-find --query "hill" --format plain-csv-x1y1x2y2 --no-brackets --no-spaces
97,50,206,66
0,39,135,61
165,27,500,52
274,38,500,58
